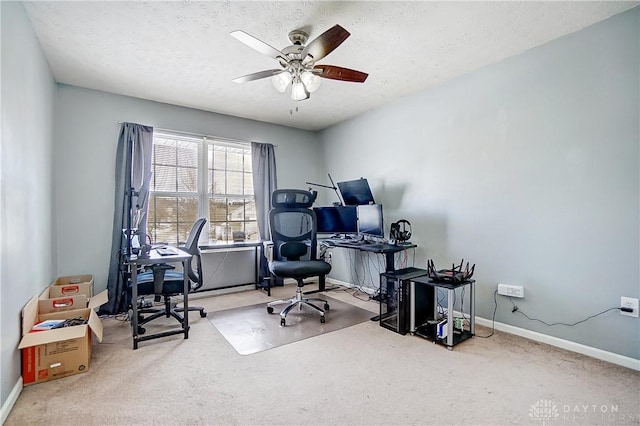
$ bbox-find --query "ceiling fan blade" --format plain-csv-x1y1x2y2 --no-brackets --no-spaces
301,25,350,65
230,30,285,61
315,65,368,83
233,69,286,83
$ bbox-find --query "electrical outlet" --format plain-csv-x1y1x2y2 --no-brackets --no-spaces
138,298,153,308
620,297,639,318
497,283,524,298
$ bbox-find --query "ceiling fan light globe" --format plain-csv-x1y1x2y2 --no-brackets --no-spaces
301,71,321,93
291,81,308,101
271,72,291,93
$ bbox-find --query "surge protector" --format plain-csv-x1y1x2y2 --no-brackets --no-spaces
139,298,153,308
498,283,524,298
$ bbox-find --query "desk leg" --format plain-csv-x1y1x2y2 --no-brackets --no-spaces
256,245,260,289
183,259,190,339
254,244,259,291
255,245,273,296
385,252,395,272
304,274,330,295
131,265,139,350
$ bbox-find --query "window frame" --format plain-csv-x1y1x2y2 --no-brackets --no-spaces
148,130,255,245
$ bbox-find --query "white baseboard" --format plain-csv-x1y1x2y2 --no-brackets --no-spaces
326,278,639,371
1,377,22,425
474,316,640,371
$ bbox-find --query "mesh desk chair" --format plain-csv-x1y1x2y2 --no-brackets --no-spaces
129,218,207,334
265,189,332,326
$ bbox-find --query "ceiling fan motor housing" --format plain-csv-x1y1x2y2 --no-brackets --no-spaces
288,30,309,45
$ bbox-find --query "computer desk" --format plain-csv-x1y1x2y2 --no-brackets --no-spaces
315,240,417,320
329,240,416,272
128,248,192,349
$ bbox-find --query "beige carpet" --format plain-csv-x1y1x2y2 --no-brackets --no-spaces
5,285,640,425
209,295,373,355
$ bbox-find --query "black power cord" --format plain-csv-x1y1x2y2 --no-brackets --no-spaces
51,317,88,328
508,298,625,327
475,289,498,338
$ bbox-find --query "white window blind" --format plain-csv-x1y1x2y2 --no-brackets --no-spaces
147,130,256,244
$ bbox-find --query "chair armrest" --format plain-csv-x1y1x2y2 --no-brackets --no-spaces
263,241,274,262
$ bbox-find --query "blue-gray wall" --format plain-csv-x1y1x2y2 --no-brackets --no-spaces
321,7,639,359
2,1,638,417
1,1,57,418
54,86,323,293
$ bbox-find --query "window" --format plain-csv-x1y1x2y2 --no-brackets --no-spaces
147,131,256,245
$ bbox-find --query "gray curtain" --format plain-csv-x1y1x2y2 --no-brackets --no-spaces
251,142,277,286
104,122,153,314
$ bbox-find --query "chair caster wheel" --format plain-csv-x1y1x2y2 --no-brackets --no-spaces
138,327,146,334
280,318,286,326
324,303,330,311
267,306,274,314
320,316,326,324
200,311,207,318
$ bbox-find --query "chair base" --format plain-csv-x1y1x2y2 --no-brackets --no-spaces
176,306,207,318
134,296,206,334
267,285,329,326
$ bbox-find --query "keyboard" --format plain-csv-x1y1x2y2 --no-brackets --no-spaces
155,247,178,256
363,243,389,250
322,239,392,250
335,240,364,246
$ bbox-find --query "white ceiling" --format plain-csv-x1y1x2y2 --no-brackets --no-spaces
23,1,637,131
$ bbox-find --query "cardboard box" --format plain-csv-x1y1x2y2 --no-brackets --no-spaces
48,274,94,298
19,290,107,385
38,284,106,314
38,294,88,314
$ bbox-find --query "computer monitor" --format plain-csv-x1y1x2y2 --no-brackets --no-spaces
314,206,358,234
337,178,375,206
357,204,384,238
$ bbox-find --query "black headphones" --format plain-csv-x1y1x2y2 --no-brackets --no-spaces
390,220,412,242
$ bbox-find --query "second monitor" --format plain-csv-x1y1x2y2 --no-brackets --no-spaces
357,204,384,238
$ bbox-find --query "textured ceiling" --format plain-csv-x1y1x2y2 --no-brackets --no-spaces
23,1,638,131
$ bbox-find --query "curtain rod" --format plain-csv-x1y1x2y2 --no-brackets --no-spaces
117,121,277,147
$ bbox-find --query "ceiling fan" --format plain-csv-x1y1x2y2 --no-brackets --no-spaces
231,24,368,101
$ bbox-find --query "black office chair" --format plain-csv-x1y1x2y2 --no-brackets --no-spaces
129,218,207,334
265,189,332,326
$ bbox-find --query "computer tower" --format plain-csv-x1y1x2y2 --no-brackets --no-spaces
379,267,429,334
